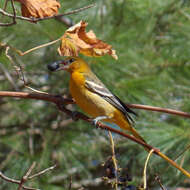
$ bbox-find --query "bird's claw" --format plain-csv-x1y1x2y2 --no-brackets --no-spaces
91,118,100,128
91,116,108,129
71,111,80,121
54,94,67,104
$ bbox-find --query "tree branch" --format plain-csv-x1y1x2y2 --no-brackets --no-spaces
0,4,95,24
0,162,56,190
0,91,73,104
128,104,190,118
18,162,36,190
0,91,189,118
0,91,190,178
0,0,16,26
0,171,38,190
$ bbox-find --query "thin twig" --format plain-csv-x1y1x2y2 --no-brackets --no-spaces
5,47,20,77
1,37,61,58
5,46,51,94
0,4,95,23
28,164,57,179
18,162,36,190
0,62,19,91
174,144,190,161
0,8,36,22
16,37,62,56
0,91,190,178
10,0,16,24
0,161,56,190
128,104,190,118
154,175,166,190
0,171,38,190
143,149,154,189
2,0,9,12
5,46,26,89
68,176,72,190
34,3,96,22
5,46,27,88
0,150,17,170
108,131,118,190
162,143,190,178
0,0,16,26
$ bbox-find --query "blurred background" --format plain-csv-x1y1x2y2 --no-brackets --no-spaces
0,0,190,189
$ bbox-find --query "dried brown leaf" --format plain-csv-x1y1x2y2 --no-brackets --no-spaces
16,0,60,18
58,21,118,59
58,37,80,57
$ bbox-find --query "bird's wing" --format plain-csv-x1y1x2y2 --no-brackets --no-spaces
84,73,137,123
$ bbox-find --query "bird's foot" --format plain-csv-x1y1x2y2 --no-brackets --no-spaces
54,94,66,103
91,116,108,128
71,111,81,121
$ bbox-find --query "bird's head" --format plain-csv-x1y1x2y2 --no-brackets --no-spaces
47,57,90,73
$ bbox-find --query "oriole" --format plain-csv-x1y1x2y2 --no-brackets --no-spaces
48,57,145,143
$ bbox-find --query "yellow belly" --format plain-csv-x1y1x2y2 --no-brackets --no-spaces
69,73,115,119
69,72,144,140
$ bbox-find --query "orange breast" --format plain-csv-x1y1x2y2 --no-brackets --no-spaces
69,72,116,118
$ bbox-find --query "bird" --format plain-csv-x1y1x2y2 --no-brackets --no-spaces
47,57,146,143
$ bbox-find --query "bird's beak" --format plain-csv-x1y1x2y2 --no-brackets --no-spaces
47,60,69,72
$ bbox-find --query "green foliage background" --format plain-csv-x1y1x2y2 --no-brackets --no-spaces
0,0,190,189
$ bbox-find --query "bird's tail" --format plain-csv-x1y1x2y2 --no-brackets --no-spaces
115,115,146,143
130,127,146,143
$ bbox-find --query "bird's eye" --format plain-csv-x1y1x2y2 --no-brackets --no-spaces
68,58,75,63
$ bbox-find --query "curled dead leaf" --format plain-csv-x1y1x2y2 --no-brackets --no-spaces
58,37,80,57
58,21,118,59
15,0,60,19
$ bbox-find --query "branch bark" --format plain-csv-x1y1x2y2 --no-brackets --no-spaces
0,162,56,190
1,91,189,118
0,4,95,24
128,103,190,118
0,91,190,178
